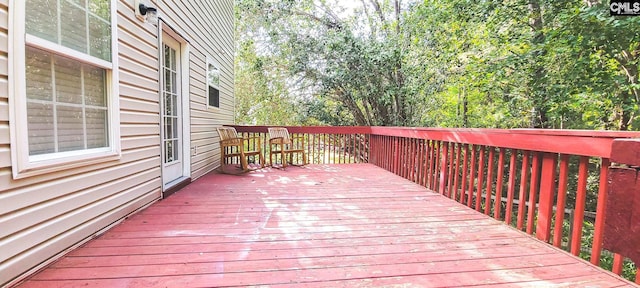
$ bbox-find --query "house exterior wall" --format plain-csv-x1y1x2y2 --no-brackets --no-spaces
0,0,233,286
155,0,235,179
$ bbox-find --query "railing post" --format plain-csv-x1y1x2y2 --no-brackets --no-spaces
603,139,640,272
536,152,557,242
526,152,541,235
591,158,610,265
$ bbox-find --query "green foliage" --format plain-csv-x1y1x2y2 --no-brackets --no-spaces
235,0,640,128
577,221,638,282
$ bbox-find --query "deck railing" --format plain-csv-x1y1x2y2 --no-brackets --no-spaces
228,125,640,283
231,126,370,165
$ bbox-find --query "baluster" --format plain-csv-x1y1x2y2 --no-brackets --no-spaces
460,144,469,205
612,254,624,275
475,146,485,211
447,143,455,198
505,150,517,225
493,148,505,220
485,147,495,215
591,158,610,265
553,154,570,248
453,143,461,202
517,151,530,231
570,156,589,256
467,145,476,207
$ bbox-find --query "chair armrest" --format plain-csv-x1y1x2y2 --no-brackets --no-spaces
269,137,285,144
220,137,245,146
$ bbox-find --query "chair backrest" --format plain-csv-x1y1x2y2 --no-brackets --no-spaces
268,127,291,143
217,127,240,144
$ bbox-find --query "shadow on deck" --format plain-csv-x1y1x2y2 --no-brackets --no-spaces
18,164,632,287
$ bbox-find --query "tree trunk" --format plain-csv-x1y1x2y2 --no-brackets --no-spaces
616,48,639,131
463,88,469,128
528,0,548,128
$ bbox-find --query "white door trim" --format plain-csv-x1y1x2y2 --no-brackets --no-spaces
158,20,191,192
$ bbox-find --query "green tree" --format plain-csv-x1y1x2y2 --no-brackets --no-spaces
235,0,639,131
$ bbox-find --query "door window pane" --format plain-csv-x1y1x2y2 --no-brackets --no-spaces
164,92,172,116
173,139,179,161
164,45,170,69
165,140,173,163
164,69,172,93
172,118,178,138
172,94,178,116
164,117,172,140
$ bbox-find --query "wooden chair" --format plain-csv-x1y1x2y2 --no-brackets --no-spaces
216,127,265,173
268,127,307,168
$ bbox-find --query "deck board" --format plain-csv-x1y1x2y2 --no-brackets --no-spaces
18,164,634,287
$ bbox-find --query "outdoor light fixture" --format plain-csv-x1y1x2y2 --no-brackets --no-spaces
135,0,158,24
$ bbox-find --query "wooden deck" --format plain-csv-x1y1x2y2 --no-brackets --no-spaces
18,164,634,287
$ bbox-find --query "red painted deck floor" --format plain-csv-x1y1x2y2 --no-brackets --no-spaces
18,164,634,287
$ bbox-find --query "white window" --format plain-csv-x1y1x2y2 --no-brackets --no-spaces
10,0,119,178
207,58,220,108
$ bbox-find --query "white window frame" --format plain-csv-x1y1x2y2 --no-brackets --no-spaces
8,0,120,179
206,56,221,110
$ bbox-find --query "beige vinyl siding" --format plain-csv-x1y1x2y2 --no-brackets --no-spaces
0,0,164,286
0,0,8,178
156,0,235,180
0,0,234,285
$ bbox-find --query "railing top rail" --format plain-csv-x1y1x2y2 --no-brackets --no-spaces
229,125,371,134
369,127,640,158
229,125,640,158
370,126,640,138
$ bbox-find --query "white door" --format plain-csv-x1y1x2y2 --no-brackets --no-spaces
161,34,183,186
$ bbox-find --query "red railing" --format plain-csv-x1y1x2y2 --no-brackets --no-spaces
229,125,640,282
231,126,370,165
